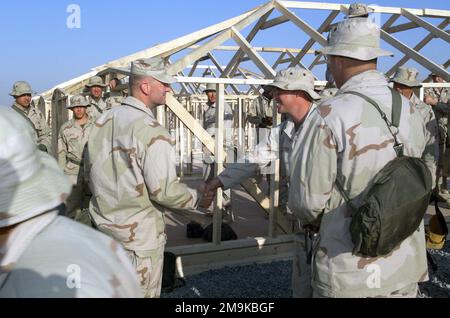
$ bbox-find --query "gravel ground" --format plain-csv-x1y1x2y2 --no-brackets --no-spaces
163,244,450,298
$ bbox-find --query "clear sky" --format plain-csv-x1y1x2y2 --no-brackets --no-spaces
0,0,449,105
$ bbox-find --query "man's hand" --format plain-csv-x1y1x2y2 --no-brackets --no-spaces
198,178,224,208
425,96,438,107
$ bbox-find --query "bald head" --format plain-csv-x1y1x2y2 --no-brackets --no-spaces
327,55,377,88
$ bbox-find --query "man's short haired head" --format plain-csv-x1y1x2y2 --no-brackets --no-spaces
347,3,374,18
266,67,320,114
0,108,72,228
390,67,422,88
129,57,176,108
67,95,90,120
86,76,107,99
203,83,217,104
10,81,33,108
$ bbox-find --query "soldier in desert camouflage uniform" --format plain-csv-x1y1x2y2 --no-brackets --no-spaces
58,95,95,223
289,17,435,298
424,70,450,198
0,107,141,298
85,76,108,119
9,81,52,153
390,67,439,185
85,57,206,298
203,67,322,298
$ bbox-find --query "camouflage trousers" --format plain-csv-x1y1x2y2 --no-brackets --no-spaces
126,246,165,298
292,233,313,298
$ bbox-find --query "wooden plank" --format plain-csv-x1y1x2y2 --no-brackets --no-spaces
175,76,273,85
275,1,327,47
279,1,450,18
402,9,450,43
231,27,277,78
189,44,314,54
222,9,274,78
381,30,450,81
261,15,290,30
207,52,241,95
213,83,225,245
386,18,449,77
386,21,419,34
288,10,339,68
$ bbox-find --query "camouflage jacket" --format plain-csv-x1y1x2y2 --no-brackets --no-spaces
58,117,95,184
86,96,200,256
425,87,450,105
409,93,438,183
203,102,234,137
11,103,52,152
288,70,434,298
87,95,107,119
247,96,274,125
0,212,142,298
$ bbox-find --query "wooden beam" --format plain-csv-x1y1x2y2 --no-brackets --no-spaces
386,18,449,77
207,53,241,95
274,1,327,47
261,15,289,29
401,9,450,43
189,45,314,54
278,1,450,18
381,30,450,81
222,8,274,78
166,235,294,276
385,21,419,34
231,27,277,78
288,10,339,68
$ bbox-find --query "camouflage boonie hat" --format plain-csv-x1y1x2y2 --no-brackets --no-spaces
317,19,393,61
131,57,176,84
0,108,72,228
266,67,321,100
320,88,339,101
347,3,374,18
85,76,107,88
10,81,33,97
390,67,422,88
430,66,447,77
67,95,90,109
204,83,217,93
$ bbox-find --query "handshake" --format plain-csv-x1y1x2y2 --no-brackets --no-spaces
198,178,224,209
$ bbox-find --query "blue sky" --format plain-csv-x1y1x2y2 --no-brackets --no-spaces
0,0,449,105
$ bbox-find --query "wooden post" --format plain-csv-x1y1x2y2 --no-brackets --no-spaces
213,83,225,245
186,99,193,175
269,99,281,238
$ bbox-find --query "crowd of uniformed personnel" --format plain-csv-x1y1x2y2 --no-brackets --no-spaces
0,3,449,298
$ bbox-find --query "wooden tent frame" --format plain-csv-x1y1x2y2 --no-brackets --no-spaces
39,1,449,274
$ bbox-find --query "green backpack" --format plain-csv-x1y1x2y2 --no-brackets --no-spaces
337,90,433,258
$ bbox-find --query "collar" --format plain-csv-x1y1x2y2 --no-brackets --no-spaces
339,70,388,93
285,103,318,138
13,103,30,114
122,96,156,119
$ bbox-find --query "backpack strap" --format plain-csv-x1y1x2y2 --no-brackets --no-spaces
343,90,404,157
390,88,402,128
336,89,404,204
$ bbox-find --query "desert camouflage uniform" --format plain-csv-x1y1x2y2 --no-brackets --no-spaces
288,70,435,298
87,95,107,119
409,93,439,185
218,115,309,212
425,87,450,190
58,117,95,222
0,214,142,298
86,96,200,298
203,101,234,209
247,96,274,126
11,102,52,152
